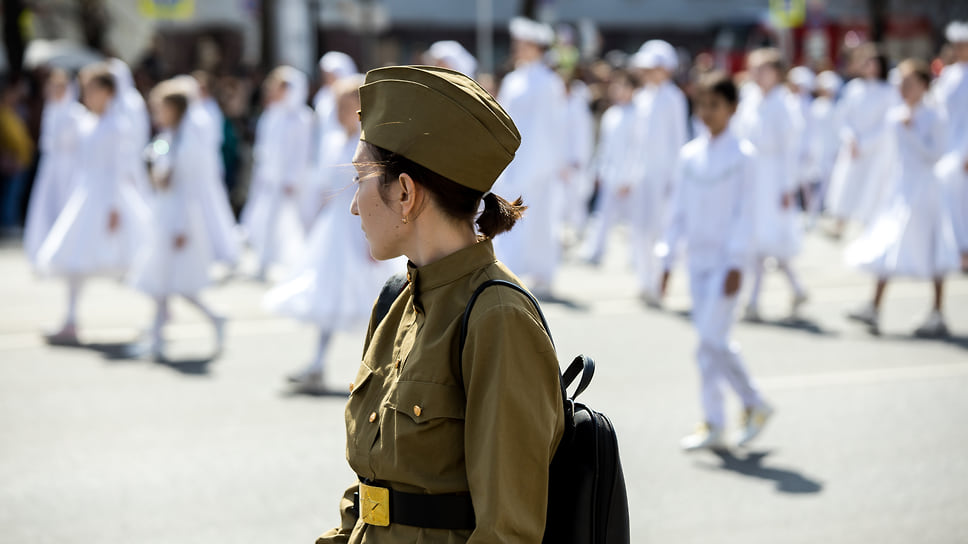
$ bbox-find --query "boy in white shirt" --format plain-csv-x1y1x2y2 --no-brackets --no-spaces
659,72,774,451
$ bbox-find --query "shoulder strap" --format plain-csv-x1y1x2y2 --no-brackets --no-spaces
374,273,408,327
458,280,597,442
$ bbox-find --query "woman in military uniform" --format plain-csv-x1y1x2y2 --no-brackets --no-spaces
315,66,564,543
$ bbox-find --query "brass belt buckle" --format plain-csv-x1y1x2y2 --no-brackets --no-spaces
359,482,390,527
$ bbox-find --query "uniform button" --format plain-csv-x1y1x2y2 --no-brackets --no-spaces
369,412,378,423
349,382,355,393
395,359,401,370
412,405,422,417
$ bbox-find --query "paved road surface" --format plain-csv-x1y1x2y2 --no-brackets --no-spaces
1,228,966,543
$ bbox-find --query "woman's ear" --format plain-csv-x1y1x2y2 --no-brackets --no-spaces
398,173,418,218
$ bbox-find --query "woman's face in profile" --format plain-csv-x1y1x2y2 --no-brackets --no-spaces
351,141,404,261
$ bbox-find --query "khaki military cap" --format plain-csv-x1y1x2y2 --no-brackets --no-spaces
359,65,521,193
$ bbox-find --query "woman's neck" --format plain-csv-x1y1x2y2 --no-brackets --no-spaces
407,218,479,267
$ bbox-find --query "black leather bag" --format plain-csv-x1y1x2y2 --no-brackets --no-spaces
460,280,631,544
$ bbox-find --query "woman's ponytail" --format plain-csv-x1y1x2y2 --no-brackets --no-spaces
476,193,527,239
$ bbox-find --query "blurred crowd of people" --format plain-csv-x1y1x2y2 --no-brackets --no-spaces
0,16,966,401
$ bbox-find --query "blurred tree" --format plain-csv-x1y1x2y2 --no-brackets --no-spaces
3,0,26,79
77,0,110,53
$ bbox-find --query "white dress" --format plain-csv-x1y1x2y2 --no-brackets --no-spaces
848,102,960,278
264,129,398,329
581,101,638,261
933,61,968,253
128,124,215,296
23,92,89,264
733,86,801,260
35,101,150,278
186,101,241,266
826,79,898,224
555,80,595,230
241,71,313,270
108,59,153,199
492,60,567,287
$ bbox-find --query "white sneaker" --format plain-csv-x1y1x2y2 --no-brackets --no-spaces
43,324,79,345
287,367,325,392
736,404,774,447
680,423,725,451
913,310,949,338
847,303,879,334
742,305,762,323
639,290,663,309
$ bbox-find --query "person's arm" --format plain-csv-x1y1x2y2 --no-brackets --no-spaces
314,484,359,544
725,146,756,270
655,149,686,270
462,299,562,543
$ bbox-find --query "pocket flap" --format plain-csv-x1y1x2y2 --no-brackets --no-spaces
387,381,465,423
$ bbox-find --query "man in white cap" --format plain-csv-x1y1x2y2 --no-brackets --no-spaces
935,21,968,271
426,40,478,78
493,17,567,297
629,39,688,306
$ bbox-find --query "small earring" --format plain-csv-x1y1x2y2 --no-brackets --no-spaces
401,217,409,224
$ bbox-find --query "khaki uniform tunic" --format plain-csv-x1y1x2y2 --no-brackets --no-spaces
317,240,564,543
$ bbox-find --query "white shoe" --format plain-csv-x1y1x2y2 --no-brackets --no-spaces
213,316,227,355
913,310,949,338
847,303,879,334
742,305,762,323
287,367,325,391
736,404,774,447
44,324,79,345
639,290,663,309
680,423,725,451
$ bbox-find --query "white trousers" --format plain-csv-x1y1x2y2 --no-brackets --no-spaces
689,265,763,428
581,186,631,263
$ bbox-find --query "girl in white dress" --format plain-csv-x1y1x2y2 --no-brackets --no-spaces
581,69,639,264
128,81,226,359
23,69,88,265
264,76,397,390
805,70,844,227
36,63,150,343
733,48,808,320
825,45,898,236
846,59,959,337
241,66,313,280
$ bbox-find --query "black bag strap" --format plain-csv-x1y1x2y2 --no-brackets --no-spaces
457,280,597,443
374,273,408,327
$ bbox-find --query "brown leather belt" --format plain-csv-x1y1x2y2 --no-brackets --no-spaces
353,478,476,530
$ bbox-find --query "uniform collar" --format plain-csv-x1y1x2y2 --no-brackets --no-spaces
406,240,497,308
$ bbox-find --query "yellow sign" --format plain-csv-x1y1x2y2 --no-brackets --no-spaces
139,0,195,20
770,0,806,28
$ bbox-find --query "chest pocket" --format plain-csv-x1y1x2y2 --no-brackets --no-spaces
386,380,466,423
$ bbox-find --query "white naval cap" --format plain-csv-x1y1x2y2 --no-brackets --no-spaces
815,70,843,94
510,17,555,47
427,40,478,77
788,66,816,91
631,40,678,71
946,21,968,43
318,51,359,78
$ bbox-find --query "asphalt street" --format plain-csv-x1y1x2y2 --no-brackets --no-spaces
1,225,966,544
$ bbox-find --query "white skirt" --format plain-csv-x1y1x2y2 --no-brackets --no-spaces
128,193,214,297
264,202,398,330
847,185,960,279
936,152,968,252
23,155,75,265
36,183,150,278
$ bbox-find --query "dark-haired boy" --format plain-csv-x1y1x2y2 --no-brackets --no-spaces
658,73,774,451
